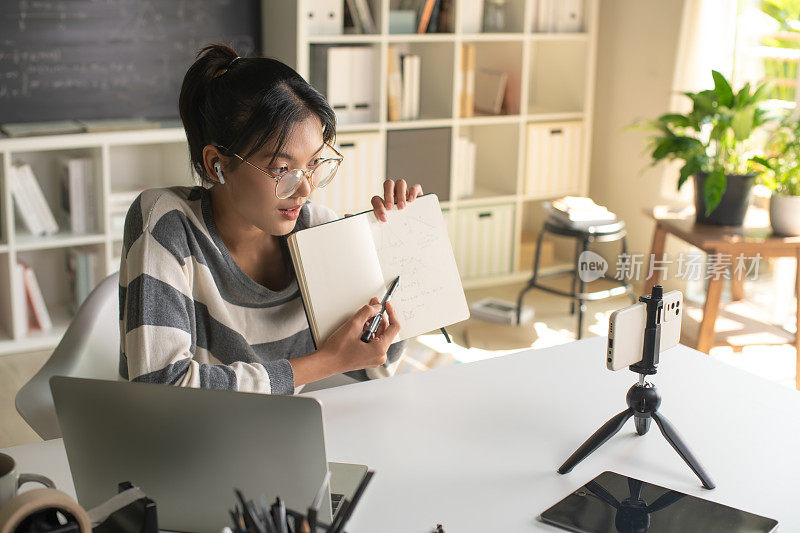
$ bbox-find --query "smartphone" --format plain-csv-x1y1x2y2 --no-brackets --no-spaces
606,290,682,371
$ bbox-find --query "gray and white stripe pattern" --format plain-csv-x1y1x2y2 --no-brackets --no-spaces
119,186,404,394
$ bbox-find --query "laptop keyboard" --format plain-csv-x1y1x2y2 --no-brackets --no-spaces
331,492,344,515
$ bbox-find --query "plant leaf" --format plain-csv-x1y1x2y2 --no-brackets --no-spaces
703,168,727,216
712,70,734,107
731,107,756,140
678,158,701,189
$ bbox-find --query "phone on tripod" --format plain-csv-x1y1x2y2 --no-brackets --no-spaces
606,290,682,371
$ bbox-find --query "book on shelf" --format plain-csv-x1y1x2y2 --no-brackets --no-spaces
344,0,376,34
474,68,508,115
417,0,437,33
66,249,100,314
16,262,53,334
9,163,59,236
287,193,469,348
387,46,402,121
59,157,98,234
534,0,584,32
400,54,420,120
459,44,476,118
454,137,477,199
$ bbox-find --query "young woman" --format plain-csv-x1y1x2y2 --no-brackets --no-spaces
119,44,422,394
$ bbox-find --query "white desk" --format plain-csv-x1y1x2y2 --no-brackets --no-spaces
3,337,799,532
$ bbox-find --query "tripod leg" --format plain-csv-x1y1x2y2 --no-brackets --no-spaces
558,408,634,474
651,412,715,489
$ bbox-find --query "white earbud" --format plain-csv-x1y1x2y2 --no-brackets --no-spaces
214,162,226,184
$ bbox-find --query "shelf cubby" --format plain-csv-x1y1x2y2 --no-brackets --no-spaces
527,39,587,114
9,147,104,239
455,122,519,200
386,127,452,202
108,142,191,191
389,41,455,120
464,40,523,116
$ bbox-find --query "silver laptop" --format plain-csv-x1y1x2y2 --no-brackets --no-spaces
50,376,368,533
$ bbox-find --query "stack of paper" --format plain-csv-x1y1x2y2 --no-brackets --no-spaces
9,163,59,236
547,196,620,230
60,158,98,234
454,137,476,199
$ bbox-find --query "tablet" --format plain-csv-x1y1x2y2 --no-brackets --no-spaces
540,471,778,533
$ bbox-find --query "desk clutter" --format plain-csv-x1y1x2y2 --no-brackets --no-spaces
226,471,373,533
0,480,156,533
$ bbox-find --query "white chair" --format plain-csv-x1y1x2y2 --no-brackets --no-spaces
15,272,121,440
15,270,359,439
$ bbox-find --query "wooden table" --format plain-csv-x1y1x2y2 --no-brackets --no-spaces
643,207,800,388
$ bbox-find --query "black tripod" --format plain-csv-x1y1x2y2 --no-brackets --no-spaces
557,286,715,490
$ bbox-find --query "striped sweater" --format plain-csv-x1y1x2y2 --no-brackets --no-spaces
119,186,404,394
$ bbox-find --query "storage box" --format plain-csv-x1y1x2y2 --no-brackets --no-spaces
524,120,583,197
453,203,514,279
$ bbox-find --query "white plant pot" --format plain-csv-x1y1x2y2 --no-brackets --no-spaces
769,193,800,236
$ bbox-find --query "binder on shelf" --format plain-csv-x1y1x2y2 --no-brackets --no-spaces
474,68,508,115
459,44,476,118
524,120,584,197
311,46,376,125
304,0,343,36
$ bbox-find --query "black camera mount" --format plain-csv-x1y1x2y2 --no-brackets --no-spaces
556,285,715,489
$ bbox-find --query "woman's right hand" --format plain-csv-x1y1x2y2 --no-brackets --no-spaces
321,298,401,373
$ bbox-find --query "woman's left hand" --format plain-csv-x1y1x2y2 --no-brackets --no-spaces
371,179,423,222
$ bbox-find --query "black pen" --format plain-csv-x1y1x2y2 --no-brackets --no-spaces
360,276,400,343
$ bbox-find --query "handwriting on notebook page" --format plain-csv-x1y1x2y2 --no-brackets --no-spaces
370,204,452,326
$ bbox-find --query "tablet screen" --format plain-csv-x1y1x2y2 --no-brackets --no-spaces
540,471,778,533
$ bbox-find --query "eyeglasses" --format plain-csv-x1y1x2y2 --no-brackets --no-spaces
220,143,344,199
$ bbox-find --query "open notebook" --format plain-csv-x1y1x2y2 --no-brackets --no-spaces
287,194,469,348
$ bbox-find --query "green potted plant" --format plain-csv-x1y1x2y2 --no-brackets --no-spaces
639,70,773,225
751,112,800,236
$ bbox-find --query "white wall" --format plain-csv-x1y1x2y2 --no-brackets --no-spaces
589,0,688,269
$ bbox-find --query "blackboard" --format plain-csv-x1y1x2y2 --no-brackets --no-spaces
0,0,261,124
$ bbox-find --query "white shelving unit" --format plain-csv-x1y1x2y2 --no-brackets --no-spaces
0,0,598,356
0,126,192,355
265,0,599,289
